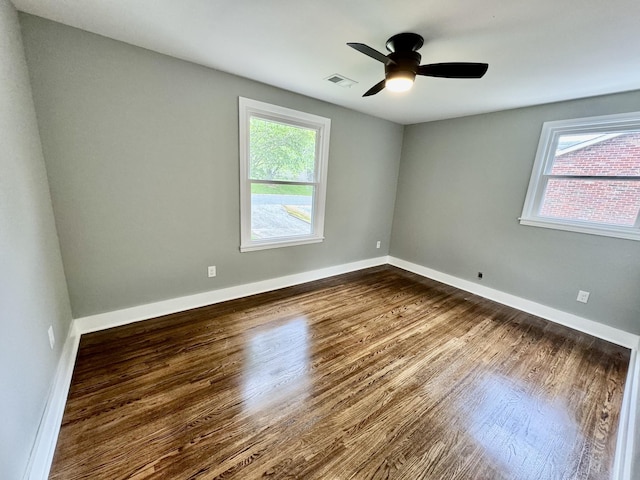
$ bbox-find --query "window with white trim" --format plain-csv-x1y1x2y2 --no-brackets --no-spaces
239,98,331,252
520,112,640,241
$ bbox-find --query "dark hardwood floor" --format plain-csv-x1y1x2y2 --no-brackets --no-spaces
49,266,630,479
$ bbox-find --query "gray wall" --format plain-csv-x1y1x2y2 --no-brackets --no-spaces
19,14,404,318
0,2,72,478
391,92,640,335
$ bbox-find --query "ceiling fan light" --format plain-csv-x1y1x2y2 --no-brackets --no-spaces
385,73,414,92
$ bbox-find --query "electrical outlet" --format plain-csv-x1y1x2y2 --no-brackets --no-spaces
376,241,381,249
208,266,216,278
477,272,483,279
577,290,590,303
47,326,55,349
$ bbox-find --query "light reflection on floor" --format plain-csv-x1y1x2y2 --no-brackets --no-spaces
467,373,582,479
241,317,310,412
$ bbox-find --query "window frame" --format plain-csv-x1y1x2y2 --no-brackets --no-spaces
520,111,640,241
239,97,331,252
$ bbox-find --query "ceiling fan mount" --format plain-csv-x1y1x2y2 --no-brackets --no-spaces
347,32,488,97
385,32,424,53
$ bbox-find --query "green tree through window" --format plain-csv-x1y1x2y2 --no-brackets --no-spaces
249,118,316,183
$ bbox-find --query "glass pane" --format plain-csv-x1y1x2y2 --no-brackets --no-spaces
550,132,640,176
540,178,640,226
250,183,314,239
249,117,317,182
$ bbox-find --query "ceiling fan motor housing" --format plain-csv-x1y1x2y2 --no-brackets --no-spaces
385,33,424,82
386,50,421,82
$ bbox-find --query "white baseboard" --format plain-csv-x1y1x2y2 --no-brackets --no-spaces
28,255,639,479
23,327,80,480
74,256,389,335
388,256,638,349
620,339,640,480
613,342,640,480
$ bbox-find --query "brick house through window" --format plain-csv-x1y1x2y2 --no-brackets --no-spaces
540,132,640,227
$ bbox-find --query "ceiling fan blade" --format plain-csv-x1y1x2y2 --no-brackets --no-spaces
347,43,393,65
417,62,488,79
363,80,386,97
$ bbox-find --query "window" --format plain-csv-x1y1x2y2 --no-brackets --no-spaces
239,98,331,252
520,112,640,241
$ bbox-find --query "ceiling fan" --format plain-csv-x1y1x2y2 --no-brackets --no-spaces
347,32,488,97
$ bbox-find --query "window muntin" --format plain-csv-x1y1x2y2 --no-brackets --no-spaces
239,98,330,252
520,112,640,241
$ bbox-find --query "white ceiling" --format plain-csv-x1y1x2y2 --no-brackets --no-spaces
12,0,640,125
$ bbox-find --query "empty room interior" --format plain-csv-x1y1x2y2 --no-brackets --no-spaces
2,0,640,479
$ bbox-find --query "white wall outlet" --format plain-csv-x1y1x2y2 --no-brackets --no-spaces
376,241,381,249
47,326,55,349
577,290,590,303
208,265,216,278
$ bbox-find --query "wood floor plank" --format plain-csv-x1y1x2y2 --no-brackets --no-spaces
49,266,630,479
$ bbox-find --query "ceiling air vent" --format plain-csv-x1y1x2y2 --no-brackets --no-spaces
325,74,357,88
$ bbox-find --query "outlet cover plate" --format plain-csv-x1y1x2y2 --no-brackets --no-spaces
577,290,590,303
208,266,217,278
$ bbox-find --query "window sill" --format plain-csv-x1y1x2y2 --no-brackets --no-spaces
519,217,640,241
240,236,325,252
